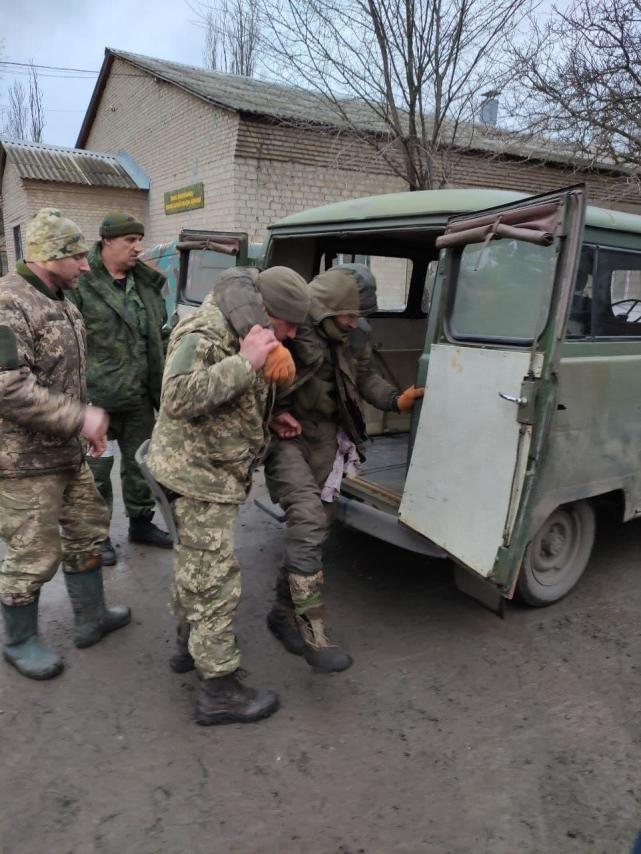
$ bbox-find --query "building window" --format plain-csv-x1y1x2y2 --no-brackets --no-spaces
0,251,7,276
13,225,22,261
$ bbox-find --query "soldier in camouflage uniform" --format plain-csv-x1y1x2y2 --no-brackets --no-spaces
146,265,310,725
68,212,172,567
265,264,424,672
0,208,131,681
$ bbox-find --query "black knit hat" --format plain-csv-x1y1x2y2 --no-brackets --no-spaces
100,211,144,239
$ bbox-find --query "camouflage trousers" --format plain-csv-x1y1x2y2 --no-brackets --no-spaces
171,497,241,679
0,463,109,606
88,398,156,520
264,419,338,575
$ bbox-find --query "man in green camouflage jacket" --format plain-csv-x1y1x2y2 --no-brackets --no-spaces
146,265,310,725
0,208,130,681
69,211,172,566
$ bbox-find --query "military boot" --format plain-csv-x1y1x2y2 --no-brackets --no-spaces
289,571,353,673
266,569,305,656
63,567,131,649
129,513,173,549
169,622,195,673
196,670,279,726
2,597,64,680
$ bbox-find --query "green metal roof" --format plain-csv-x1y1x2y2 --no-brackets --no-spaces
270,188,641,234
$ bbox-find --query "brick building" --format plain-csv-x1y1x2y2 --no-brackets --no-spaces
1,47,640,272
0,140,148,271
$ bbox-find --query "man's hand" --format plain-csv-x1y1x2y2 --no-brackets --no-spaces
81,406,109,457
269,412,302,439
396,385,425,412
239,324,279,371
263,344,296,387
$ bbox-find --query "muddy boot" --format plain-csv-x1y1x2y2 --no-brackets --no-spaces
196,670,279,726
2,598,64,680
129,513,173,549
63,567,131,649
101,537,117,567
289,571,352,673
169,622,195,673
267,570,305,656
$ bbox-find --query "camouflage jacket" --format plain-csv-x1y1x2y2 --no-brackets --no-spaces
0,264,87,478
146,292,272,503
68,244,168,412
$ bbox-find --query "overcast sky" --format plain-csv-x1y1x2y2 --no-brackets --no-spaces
0,0,209,147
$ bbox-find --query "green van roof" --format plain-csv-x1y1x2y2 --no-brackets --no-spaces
270,188,641,234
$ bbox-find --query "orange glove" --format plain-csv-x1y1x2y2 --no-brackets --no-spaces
396,385,425,412
263,344,296,387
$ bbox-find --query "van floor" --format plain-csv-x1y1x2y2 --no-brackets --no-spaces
342,433,409,509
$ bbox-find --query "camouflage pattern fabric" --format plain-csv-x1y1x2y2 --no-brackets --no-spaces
0,267,88,478
68,243,168,412
25,207,89,262
88,398,156,519
265,420,338,574
0,462,109,606
171,497,241,679
146,292,271,503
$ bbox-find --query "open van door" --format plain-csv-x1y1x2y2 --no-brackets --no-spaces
399,186,586,599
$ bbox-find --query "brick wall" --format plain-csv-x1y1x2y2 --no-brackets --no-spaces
1,166,147,271
85,57,240,245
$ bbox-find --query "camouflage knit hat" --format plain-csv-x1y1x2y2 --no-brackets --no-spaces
256,267,311,324
25,208,89,262
100,210,144,239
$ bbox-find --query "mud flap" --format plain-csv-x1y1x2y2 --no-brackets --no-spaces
454,564,505,617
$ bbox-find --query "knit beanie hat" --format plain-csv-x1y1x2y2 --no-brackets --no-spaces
256,266,311,324
100,211,144,239
26,208,89,262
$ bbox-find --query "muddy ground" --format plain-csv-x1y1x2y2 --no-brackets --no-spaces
1,474,640,854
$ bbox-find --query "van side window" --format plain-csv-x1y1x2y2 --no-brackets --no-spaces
183,249,237,305
324,253,413,312
567,247,594,339
593,248,641,337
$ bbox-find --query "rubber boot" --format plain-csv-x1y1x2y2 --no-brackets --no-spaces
196,670,279,726
266,569,305,656
2,597,64,680
289,571,353,673
63,567,131,649
129,513,173,549
101,537,117,567
169,622,195,673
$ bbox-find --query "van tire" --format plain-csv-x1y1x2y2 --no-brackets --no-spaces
516,500,595,607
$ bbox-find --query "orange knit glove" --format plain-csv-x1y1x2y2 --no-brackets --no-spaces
396,385,425,412
263,344,296,387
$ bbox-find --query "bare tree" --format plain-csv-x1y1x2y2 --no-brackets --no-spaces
257,0,533,190
191,0,260,76
4,79,28,141
28,62,44,143
508,0,641,168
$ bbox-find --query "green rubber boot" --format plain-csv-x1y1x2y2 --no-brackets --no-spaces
2,598,64,680
63,567,131,649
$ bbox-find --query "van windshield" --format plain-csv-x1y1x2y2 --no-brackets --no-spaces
449,238,558,342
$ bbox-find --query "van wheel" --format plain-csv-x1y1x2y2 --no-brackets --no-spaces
516,500,595,606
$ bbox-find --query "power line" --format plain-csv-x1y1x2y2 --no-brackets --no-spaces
0,60,98,73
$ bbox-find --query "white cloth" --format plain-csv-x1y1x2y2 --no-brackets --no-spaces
321,428,360,502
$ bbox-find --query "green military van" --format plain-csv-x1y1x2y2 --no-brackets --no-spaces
257,185,641,610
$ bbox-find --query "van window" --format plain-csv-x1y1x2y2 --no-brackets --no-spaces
593,248,641,337
325,254,413,312
567,247,594,339
183,249,237,304
449,238,558,342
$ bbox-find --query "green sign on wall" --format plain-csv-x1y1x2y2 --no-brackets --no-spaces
164,182,205,215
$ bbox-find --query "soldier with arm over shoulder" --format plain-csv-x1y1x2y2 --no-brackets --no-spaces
0,209,130,681
146,265,310,726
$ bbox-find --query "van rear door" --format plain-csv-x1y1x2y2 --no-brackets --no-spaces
399,187,586,596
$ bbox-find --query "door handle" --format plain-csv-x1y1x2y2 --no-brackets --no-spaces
498,392,528,406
